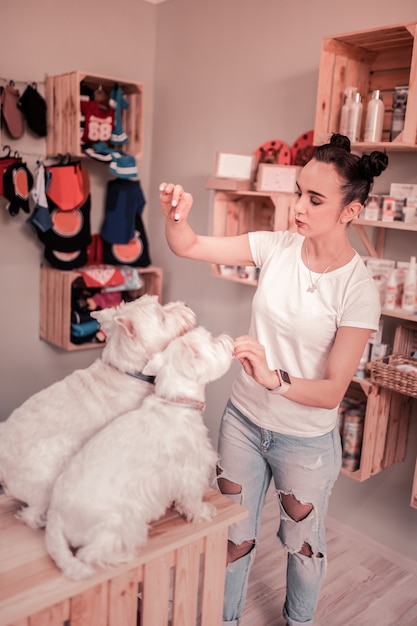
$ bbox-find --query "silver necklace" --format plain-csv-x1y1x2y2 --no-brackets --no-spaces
304,240,343,293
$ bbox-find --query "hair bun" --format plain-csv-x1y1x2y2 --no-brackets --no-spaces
359,151,389,183
329,133,351,153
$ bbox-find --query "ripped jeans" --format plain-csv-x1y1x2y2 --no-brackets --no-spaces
217,400,341,626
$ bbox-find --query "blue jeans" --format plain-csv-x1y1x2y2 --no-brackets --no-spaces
217,400,342,626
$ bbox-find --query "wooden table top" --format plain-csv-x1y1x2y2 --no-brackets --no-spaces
0,489,247,626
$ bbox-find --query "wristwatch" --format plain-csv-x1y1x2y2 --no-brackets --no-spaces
267,369,291,395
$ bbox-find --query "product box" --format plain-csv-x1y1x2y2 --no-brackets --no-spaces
214,152,255,180
390,85,408,141
381,196,396,221
365,257,396,306
389,182,417,199
370,343,390,361
403,198,417,224
384,267,407,309
255,164,301,193
363,194,381,220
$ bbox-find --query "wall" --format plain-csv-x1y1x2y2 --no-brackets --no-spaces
1,0,416,563
0,0,157,415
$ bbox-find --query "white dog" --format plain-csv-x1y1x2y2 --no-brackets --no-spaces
0,295,196,529
45,326,234,580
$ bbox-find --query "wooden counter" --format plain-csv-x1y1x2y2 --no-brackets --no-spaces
0,489,247,626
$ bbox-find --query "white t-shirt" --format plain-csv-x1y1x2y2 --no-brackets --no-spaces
230,230,381,437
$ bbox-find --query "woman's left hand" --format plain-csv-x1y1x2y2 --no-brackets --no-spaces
233,335,278,389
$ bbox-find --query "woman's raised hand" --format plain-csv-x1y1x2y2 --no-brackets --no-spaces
159,183,193,223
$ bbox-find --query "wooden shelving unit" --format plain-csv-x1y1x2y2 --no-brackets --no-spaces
313,21,417,150
340,379,411,482
45,71,144,159
39,265,163,351
208,186,297,282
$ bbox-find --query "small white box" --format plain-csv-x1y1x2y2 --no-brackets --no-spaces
363,194,381,220
256,164,301,193
214,152,255,180
390,182,417,199
381,196,396,221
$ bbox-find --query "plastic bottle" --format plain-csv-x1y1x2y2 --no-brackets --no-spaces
384,269,397,310
364,90,385,142
401,255,417,313
340,87,357,136
347,92,363,143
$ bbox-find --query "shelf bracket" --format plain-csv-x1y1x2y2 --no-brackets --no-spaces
352,223,386,258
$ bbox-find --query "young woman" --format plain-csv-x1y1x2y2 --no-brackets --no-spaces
159,134,388,626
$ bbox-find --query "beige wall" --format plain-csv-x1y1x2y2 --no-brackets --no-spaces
1,0,416,562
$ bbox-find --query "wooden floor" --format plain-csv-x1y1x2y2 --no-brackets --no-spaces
240,488,417,626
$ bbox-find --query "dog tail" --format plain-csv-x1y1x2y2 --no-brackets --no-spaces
45,509,95,581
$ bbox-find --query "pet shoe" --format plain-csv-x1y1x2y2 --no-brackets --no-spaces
83,142,120,162
109,153,138,179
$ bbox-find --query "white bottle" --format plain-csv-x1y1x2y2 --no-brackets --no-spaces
340,87,357,136
384,269,397,310
347,92,363,143
364,90,385,142
401,256,417,313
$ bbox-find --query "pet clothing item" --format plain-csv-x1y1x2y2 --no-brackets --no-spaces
101,178,145,244
102,266,142,292
83,142,118,162
90,291,123,310
43,246,88,270
17,83,47,137
78,265,125,288
38,195,92,252
80,100,114,145
70,319,100,344
102,214,151,267
109,83,129,145
3,162,34,216
26,162,53,232
109,153,138,179
0,155,20,197
86,233,104,265
1,83,25,139
45,162,89,211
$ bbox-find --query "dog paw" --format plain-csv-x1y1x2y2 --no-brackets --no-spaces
16,505,47,529
182,502,216,523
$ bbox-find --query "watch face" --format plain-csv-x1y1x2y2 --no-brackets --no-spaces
280,369,291,384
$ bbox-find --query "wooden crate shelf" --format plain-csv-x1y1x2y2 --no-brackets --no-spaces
314,21,417,149
45,71,144,159
39,265,163,351
0,488,247,626
340,378,411,482
208,187,297,283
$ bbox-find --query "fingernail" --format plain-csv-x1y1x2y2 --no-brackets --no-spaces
159,184,165,191
174,213,180,221
171,199,178,208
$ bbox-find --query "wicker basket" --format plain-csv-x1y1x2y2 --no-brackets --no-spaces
368,354,417,398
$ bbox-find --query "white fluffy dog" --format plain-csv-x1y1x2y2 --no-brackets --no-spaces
45,326,234,580
0,295,196,529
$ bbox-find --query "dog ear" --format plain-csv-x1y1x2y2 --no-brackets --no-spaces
90,308,118,335
113,315,136,339
142,350,165,376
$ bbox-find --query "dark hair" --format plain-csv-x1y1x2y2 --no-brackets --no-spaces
313,133,389,205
